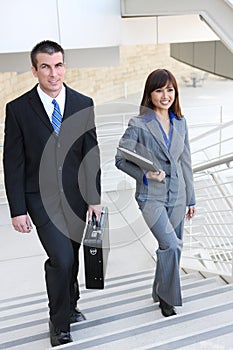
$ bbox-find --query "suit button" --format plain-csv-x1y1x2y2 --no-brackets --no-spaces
57,143,61,148
166,160,170,164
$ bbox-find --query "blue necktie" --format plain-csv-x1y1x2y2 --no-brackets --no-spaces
52,99,62,135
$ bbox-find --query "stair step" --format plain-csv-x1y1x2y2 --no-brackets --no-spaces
174,331,233,350
0,273,225,319
0,270,232,350
117,323,233,350
1,296,232,350
48,301,233,349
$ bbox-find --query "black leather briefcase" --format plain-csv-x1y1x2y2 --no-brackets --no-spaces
83,207,109,289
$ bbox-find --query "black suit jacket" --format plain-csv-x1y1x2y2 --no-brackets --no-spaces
3,84,101,231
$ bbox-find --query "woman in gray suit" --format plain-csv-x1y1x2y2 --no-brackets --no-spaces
115,69,196,317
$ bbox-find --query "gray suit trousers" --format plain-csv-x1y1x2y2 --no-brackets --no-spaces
138,198,185,306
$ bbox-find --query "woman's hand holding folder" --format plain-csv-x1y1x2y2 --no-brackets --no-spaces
146,170,166,183
118,146,166,184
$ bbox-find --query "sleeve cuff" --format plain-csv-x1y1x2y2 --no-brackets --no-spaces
143,173,148,186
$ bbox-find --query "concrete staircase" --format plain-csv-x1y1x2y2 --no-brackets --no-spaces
0,269,232,350
1,82,233,350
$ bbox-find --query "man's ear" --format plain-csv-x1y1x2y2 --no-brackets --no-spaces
31,66,38,77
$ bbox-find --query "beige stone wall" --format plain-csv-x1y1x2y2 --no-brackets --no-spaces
0,44,203,123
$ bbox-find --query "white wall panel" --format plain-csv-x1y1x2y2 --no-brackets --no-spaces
0,0,59,53
158,15,218,43
120,15,218,46
121,17,157,45
121,0,233,53
0,1,221,53
58,0,121,49
0,0,121,53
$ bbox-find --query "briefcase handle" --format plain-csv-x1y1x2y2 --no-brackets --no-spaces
88,212,102,230
88,207,107,229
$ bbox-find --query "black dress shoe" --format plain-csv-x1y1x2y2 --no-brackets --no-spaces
49,320,73,347
158,297,176,317
69,308,86,324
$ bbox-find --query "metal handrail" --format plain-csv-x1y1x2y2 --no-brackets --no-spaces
193,155,233,172
192,137,233,157
190,118,233,143
180,113,233,279
184,165,233,280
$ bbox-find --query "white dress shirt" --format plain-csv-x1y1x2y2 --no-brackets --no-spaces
37,84,66,123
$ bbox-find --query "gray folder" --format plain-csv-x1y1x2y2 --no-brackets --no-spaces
117,147,160,172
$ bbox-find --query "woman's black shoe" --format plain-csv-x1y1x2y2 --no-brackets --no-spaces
158,297,176,317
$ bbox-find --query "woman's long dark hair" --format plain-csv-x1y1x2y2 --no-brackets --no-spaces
140,69,183,118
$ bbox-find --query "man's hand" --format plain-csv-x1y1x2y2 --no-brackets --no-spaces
12,215,33,233
88,205,102,222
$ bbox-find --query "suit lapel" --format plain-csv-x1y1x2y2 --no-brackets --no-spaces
63,87,77,121
146,117,184,160
27,85,79,134
145,119,170,158
169,118,184,157
28,86,54,133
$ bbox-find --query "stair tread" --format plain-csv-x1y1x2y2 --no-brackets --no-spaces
0,275,225,318
0,268,232,350
1,287,232,330
1,299,233,350
49,310,233,350
84,323,233,350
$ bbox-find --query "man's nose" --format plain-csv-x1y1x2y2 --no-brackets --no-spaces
50,67,57,76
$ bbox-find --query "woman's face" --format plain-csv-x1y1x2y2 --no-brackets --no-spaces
150,82,175,112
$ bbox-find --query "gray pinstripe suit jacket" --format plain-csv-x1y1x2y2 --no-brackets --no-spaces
115,113,195,211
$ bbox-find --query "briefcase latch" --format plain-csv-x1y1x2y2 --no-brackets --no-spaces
91,230,101,238
89,248,98,255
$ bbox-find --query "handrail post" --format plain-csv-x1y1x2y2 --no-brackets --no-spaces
219,105,223,158
232,247,233,282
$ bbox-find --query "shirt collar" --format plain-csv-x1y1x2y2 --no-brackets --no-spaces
169,110,179,121
37,84,66,115
141,109,180,122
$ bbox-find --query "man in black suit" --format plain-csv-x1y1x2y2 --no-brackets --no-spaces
3,40,101,347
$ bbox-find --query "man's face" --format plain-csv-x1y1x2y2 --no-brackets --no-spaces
31,52,66,97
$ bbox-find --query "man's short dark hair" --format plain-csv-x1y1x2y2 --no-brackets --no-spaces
31,40,65,69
